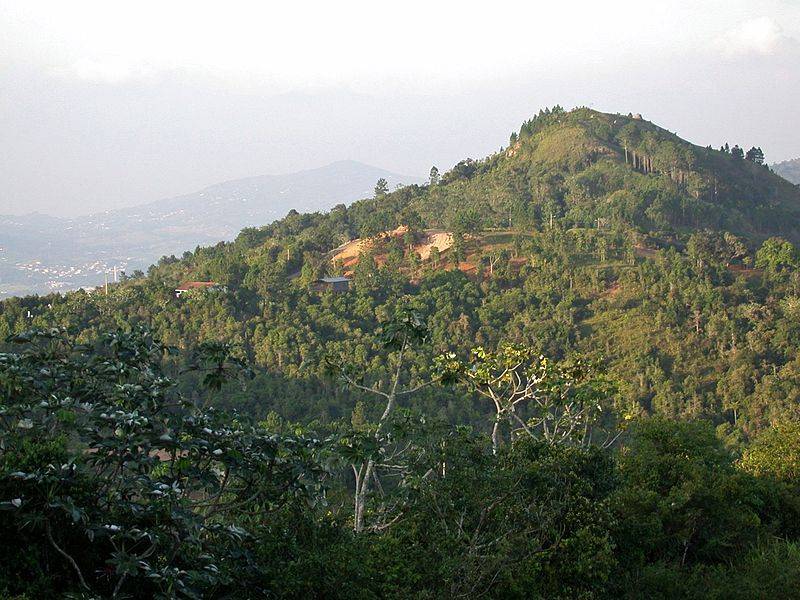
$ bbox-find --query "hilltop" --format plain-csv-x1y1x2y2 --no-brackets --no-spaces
218,107,800,265
405,107,799,242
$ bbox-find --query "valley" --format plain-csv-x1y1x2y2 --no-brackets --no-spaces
0,161,419,297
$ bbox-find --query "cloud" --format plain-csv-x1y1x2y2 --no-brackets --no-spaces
4,0,760,91
4,2,800,92
715,16,794,56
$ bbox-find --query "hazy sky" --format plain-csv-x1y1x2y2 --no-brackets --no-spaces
1,1,799,216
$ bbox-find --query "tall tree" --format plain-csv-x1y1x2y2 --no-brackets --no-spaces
374,178,389,197
429,166,440,186
439,344,618,454
745,146,765,164
335,305,438,532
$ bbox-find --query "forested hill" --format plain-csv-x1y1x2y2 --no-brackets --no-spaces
4,106,800,437
395,106,800,242
218,107,800,251
239,107,800,255
8,106,800,597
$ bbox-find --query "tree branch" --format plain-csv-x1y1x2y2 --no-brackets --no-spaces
46,520,89,591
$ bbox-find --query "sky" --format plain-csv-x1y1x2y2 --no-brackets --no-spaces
1,0,799,217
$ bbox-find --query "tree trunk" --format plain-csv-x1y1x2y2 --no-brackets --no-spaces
353,340,406,532
492,415,501,455
354,459,374,533
353,467,364,532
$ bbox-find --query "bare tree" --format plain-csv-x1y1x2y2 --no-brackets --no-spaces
439,344,618,454
336,306,439,532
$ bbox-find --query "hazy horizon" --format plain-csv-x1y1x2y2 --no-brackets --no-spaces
2,1,799,217
0,158,420,219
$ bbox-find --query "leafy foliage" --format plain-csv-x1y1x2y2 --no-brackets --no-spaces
2,329,800,597
0,328,328,598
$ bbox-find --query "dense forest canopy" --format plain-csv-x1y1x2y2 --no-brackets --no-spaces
4,108,800,435
4,107,800,598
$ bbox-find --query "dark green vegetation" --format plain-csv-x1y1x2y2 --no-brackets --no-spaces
3,327,800,599
3,107,800,597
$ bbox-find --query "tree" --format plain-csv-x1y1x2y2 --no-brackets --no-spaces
756,237,799,274
442,159,477,184
429,166,440,186
740,422,800,483
335,305,439,532
483,248,508,277
0,327,328,598
618,122,642,166
450,209,482,237
374,178,389,197
731,145,744,160
429,245,441,269
372,434,616,598
686,230,749,269
438,343,618,454
722,231,749,266
184,340,253,406
745,146,765,164
613,418,774,571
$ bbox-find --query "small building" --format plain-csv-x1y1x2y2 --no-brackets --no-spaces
175,281,222,298
311,276,351,293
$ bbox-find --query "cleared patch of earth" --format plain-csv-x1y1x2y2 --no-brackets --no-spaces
331,227,454,268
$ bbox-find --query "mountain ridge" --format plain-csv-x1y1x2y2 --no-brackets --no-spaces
0,160,420,297
773,157,800,185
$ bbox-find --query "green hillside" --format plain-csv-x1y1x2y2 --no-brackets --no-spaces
3,107,800,433
196,106,800,254
412,107,800,241
5,107,800,597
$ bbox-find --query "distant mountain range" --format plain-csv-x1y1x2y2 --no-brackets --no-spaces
0,161,420,297
774,158,800,185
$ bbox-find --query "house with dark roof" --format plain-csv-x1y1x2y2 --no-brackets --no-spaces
310,276,351,293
